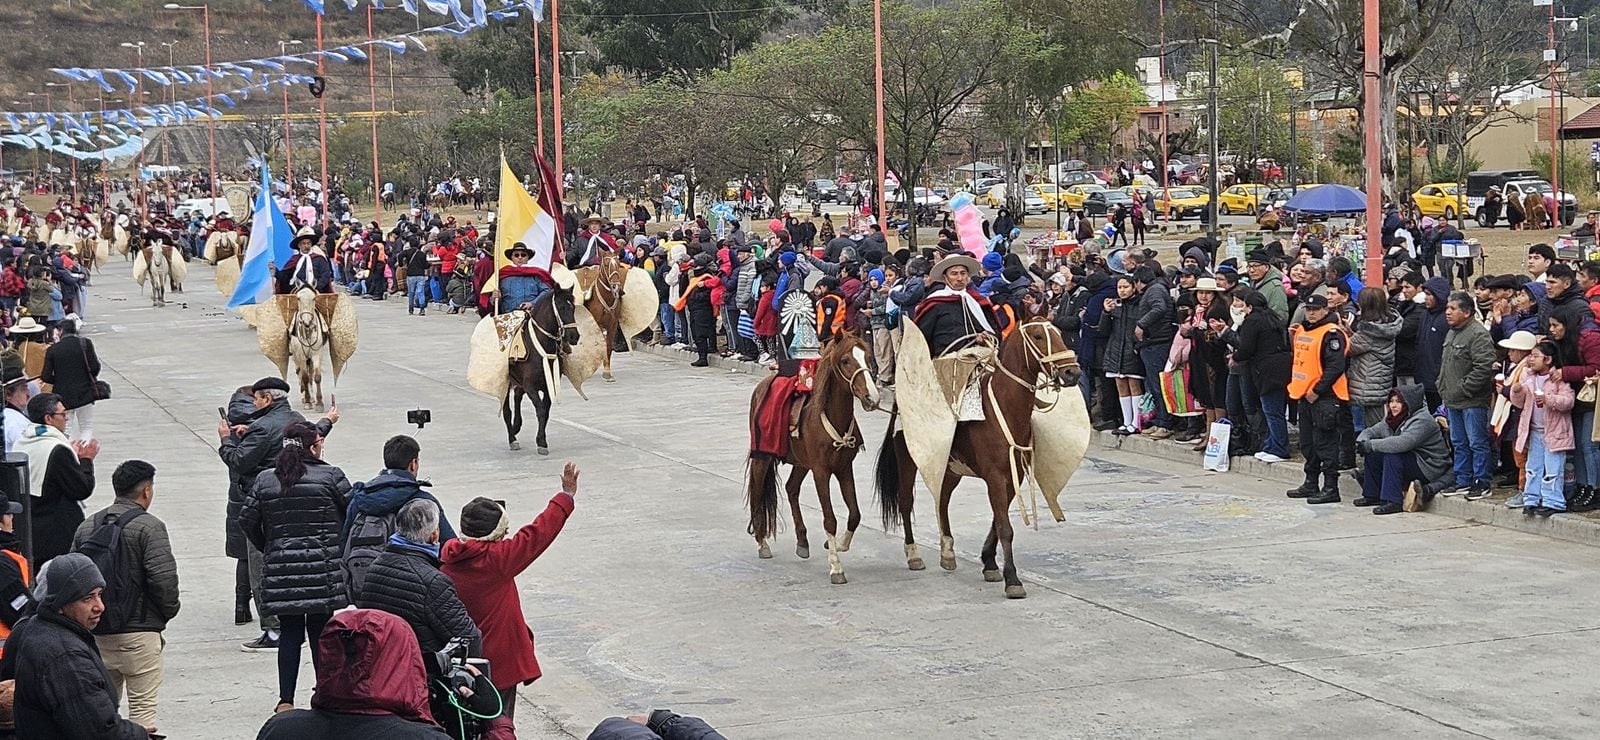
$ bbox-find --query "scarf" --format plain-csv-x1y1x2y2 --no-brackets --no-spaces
386,533,440,559
1386,397,1408,431
921,287,995,334
15,424,74,499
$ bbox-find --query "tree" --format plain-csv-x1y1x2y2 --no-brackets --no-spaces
437,18,542,98
1057,71,1147,164
1183,59,1309,183
571,0,790,83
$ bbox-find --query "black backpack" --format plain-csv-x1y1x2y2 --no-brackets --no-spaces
341,508,399,603
75,509,147,635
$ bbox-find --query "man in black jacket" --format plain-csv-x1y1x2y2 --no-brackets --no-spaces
1131,266,1176,437
0,552,151,738
354,499,480,657
39,318,100,442
217,376,338,651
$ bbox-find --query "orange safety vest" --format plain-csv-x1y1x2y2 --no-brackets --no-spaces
816,294,847,338
0,548,31,658
997,304,1017,339
1288,322,1349,401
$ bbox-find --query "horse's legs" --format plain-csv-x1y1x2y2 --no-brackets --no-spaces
986,472,1025,598
501,392,520,450
312,360,324,413
812,469,846,585
784,467,808,559
893,436,924,570
601,325,616,382
532,387,551,455
981,520,1001,581
835,469,861,553
937,472,960,571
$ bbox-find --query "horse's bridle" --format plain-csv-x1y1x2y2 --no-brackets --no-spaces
993,321,1078,395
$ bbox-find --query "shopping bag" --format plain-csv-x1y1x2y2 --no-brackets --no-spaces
1159,367,1201,417
1202,419,1232,472
1402,482,1428,513
1136,393,1156,429
737,311,756,339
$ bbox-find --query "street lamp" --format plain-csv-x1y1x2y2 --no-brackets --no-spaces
280,40,303,185
164,4,218,202
121,41,149,219
45,82,79,203
560,50,587,81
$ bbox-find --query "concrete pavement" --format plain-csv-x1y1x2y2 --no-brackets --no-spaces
77,259,1600,738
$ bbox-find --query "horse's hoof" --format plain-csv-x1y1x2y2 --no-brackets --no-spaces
757,543,772,559
940,556,957,571
537,447,549,456
837,531,854,552
983,569,1003,582
1004,585,1028,599
509,441,521,451
603,373,615,382
796,544,810,559
829,573,848,585
907,558,926,571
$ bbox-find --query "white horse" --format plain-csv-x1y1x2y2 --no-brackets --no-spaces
287,288,329,411
133,245,188,307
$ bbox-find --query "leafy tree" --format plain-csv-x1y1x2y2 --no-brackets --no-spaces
571,0,790,82
438,18,542,98
1057,71,1146,164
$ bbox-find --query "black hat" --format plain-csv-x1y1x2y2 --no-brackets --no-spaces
459,496,507,539
1485,274,1521,291
1245,249,1272,265
290,232,318,250
1301,293,1330,310
503,242,534,260
251,376,292,393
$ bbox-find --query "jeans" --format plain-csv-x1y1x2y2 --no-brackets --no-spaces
1445,406,1493,487
1137,343,1173,429
1362,450,1423,503
1259,388,1290,459
278,612,331,705
1524,432,1568,510
406,276,427,312
659,304,677,342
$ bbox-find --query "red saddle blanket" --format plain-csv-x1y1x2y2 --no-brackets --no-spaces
750,360,818,458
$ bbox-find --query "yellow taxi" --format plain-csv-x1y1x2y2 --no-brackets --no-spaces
1153,187,1211,220
1059,183,1105,213
1027,183,1061,210
1410,182,1466,219
1217,184,1273,215
981,184,1007,208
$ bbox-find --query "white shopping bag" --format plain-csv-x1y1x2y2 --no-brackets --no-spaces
1202,419,1232,473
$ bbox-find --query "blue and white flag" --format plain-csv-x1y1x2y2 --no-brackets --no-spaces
229,166,295,309
472,0,487,26
169,68,195,84
525,0,544,20
303,0,326,14
401,0,419,14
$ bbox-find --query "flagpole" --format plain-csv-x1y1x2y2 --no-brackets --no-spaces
316,11,330,232
533,18,545,160
367,2,382,219
550,0,563,186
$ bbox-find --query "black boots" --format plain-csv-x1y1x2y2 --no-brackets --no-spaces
1287,481,1317,499
1306,472,1342,504
1571,486,1598,512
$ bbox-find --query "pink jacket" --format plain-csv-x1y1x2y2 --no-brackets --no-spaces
1510,371,1576,453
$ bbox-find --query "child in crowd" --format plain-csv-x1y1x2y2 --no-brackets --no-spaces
1494,331,1537,500
1510,340,1574,515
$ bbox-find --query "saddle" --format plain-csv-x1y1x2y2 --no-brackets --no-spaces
751,359,818,458
931,345,995,422
492,311,532,362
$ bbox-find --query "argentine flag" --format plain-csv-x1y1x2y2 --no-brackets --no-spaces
228,167,295,309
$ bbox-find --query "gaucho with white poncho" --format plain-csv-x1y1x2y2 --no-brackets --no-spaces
12,393,97,567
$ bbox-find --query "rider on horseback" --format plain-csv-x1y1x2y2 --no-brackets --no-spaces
496,243,552,314
276,231,335,294
912,253,1008,421
568,216,618,269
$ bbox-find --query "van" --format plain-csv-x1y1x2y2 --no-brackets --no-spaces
1465,170,1576,226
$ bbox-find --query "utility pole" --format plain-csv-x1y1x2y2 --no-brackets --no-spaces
1206,37,1220,239
1288,88,1298,192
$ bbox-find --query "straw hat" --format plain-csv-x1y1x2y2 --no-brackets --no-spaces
1193,277,1222,293
9,317,45,335
1498,330,1538,352
931,253,982,282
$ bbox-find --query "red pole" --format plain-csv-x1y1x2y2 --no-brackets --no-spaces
204,4,217,200
283,77,293,186
135,47,147,222
550,0,563,183
534,19,545,159
872,0,886,226
98,95,108,208
1158,0,1168,226
1361,0,1381,286
367,3,381,218
67,87,77,205
316,12,329,231
1550,4,1561,220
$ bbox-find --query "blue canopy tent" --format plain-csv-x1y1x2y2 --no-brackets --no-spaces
1283,184,1367,214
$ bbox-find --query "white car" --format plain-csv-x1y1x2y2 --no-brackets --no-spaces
1021,191,1048,215
172,197,233,219
912,187,946,208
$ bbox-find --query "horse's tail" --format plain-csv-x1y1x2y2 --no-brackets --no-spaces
876,408,904,531
746,453,780,543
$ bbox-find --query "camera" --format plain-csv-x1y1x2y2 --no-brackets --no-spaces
408,408,432,429
428,638,477,695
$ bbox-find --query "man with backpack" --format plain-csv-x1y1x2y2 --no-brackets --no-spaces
342,435,455,602
70,459,179,732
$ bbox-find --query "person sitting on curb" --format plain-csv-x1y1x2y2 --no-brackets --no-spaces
1354,385,1453,515
586,711,727,740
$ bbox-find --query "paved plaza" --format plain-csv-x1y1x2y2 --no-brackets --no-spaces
80,262,1600,739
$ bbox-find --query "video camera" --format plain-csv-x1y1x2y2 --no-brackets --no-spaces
408,408,432,429
428,639,495,740
428,638,486,693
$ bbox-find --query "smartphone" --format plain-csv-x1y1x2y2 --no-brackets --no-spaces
217,407,227,419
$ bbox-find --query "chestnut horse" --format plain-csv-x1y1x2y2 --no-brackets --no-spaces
747,333,880,584
875,319,1081,598
582,254,627,382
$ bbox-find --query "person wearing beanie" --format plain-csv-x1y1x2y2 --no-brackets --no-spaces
441,462,578,732
0,552,152,738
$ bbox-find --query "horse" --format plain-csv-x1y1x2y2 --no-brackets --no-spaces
469,185,487,212
430,188,452,212
144,246,170,307
582,254,628,382
875,319,1082,599
287,287,330,411
504,287,581,454
380,189,397,211
746,334,880,585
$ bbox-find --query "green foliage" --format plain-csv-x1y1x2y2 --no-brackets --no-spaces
1528,148,1598,199
571,0,790,82
437,19,542,98
1423,152,1482,185
1057,71,1146,162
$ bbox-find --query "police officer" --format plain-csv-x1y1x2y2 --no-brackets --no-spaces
1287,293,1350,504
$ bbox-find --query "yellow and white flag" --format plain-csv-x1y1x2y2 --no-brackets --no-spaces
482,154,560,294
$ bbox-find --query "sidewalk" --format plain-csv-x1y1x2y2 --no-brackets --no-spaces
629,340,1600,549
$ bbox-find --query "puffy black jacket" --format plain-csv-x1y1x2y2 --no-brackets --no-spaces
218,398,334,499
0,610,149,739
240,460,352,616
1134,280,1175,346
354,539,480,655
222,389,258,560
1222,309,1291,395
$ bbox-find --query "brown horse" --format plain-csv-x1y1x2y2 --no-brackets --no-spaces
504,287,581,453
581,254,627,382
747,334,880,584
875,319,1081,598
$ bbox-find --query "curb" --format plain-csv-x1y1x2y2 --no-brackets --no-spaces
1096,429,1600,549
632,339,1600,548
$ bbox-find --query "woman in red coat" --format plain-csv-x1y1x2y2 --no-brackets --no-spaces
439,462,577,734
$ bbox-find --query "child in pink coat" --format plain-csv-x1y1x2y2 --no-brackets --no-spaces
1510,341,1575,514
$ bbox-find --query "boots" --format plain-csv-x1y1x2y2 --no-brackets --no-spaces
1286,480,1318,499
1306,471,1342,504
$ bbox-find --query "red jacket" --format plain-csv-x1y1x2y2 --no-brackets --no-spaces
1585,284,1600,326
439,492,574,689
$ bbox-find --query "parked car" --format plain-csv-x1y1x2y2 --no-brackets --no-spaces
1217,184,1273,215
1464,170,1576,226
1083,189,1135,217
1154,187,1210,220
912,187,946,208
1060,183,1106,214
804,178,840,202
1027,183,1061,210
1409,183,1465,219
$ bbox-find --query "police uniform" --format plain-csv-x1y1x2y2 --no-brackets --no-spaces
1287,294,1350,502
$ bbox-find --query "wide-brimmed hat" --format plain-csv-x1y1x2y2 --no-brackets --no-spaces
9,317,44,335
1193,277,1222,293
0,350,28,387
289,233,318,250
503,243,535,260
932,253,982,282
581,215,609,229
1498,330,1538,351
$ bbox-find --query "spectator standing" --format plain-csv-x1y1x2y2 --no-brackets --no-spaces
1132,266,1176,438
1509,341,1575,514
1096,275,1144,434
13,392,98,567
39,317,100,441
1545,305,1600,508
1346,288,1400,434
0,498,29,661
353,499,480,657
1495,331,1538,504
404,242,430,316
1244,251,1289,321
240,421,352,713
1,351,32,454
441,463,578,732
1286,294,1349,504
867,267,899,386
1415,276,1452,410
220,386,259,627
1436,291,1497,498
71,460,180,731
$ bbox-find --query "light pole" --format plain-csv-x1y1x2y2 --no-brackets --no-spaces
120,41,148,220
1546,0,1561,223
367,3,388,218
551,0,564,181
280,40,302,189
164,4,217,201
27,93,53,194
158,42,177,170
45,82,78,204
873,0,887,231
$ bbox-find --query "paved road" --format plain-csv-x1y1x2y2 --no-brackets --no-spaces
81,259,1599,738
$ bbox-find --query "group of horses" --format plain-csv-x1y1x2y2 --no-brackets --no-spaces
745,320,1084,599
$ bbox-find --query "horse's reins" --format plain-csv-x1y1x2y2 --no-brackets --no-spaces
983,322,1080,530
818,354,869,450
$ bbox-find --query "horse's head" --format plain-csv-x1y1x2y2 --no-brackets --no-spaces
1016,319,1081,390
823,334,880,411
548,286,581,348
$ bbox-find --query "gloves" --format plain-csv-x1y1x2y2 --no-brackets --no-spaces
1356,440,1370,455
